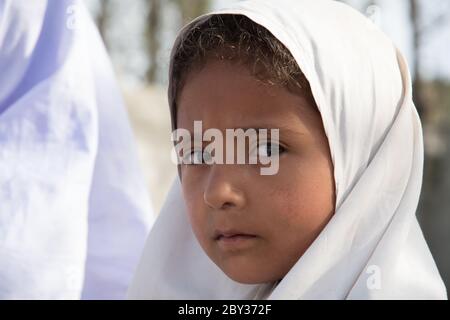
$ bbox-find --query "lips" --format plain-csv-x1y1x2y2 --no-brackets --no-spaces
213,229,256,240
214,230,259,250
217,234,257,241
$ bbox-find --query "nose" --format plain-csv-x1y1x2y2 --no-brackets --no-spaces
203,165,246,210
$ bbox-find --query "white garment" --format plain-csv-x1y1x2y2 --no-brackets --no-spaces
127,0,447,299
0,0,154,299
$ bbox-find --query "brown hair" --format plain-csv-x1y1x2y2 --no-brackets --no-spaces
168,14,316,130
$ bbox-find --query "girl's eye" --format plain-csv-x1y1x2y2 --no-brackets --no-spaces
183,149,204,164
183,144,285,165
251,142,286,162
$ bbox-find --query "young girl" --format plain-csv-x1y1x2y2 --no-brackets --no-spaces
128,0,447,299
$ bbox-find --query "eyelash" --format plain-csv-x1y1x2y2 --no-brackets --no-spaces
183,142,287,165
255,141,287,158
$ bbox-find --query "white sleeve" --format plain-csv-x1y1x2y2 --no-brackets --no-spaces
80,7,154,299
0,0,154,299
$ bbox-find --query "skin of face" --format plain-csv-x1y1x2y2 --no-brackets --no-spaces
177,59,336,284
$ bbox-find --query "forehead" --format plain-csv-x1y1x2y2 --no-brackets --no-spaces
177,59,319,132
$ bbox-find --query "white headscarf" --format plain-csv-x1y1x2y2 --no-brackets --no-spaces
0,0,154,299
127,0,447,299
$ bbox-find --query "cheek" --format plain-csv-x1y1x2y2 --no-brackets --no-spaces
181,169,210,239
181,167,205,209
256,154,335,240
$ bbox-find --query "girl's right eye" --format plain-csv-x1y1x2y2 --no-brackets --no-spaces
183,149,204,165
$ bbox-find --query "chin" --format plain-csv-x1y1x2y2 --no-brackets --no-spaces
222,267,279,284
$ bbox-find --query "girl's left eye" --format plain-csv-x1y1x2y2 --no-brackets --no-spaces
253,142,286,160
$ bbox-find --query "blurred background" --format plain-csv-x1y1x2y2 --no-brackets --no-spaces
83,0,450,293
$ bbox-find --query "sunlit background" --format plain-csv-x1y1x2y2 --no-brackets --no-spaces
83,0,450,293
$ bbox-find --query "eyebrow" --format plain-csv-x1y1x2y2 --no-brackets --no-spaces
238,125,305,136
224,122,307,139
183,125,304,136
180,125,305,148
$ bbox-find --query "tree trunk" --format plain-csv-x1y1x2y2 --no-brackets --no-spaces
145,0,162,84
409,0,427,121
96,0,111,49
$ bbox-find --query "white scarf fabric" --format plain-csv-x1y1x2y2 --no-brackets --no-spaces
128,0,447,299
0,0,154,299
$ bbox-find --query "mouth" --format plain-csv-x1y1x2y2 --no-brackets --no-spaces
213,229,259,250
213,229,257,241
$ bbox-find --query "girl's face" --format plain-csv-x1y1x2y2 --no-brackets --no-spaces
177,60,336,284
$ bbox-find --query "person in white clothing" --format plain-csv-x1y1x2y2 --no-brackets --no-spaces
0,0,154,299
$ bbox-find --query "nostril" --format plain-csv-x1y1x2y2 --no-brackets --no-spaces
221,202,234,209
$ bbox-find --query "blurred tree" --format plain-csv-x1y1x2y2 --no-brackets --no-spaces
145,0,162,83
144,0,211,84
96,0,111,49
409,0,450,293
409,0,450,122
171,0,211,27
410,0,426,120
